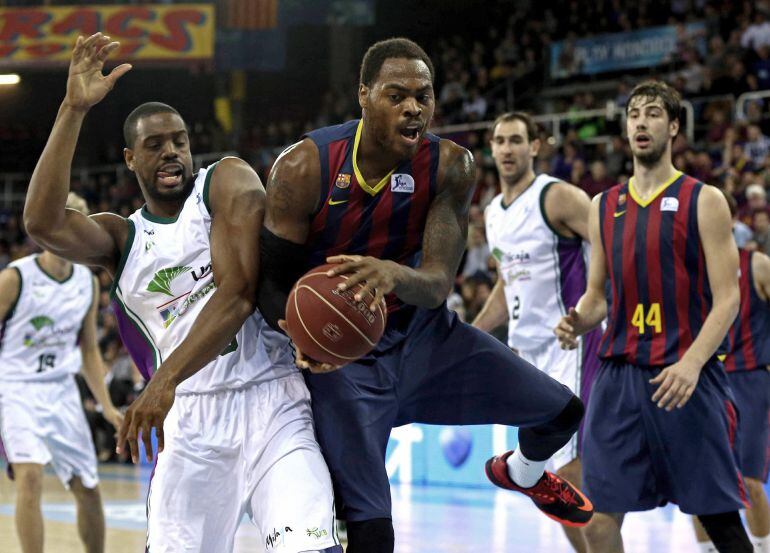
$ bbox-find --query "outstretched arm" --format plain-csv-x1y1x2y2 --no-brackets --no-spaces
117,157,265,463
24,33,131,272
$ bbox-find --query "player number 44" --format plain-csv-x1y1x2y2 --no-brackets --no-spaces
631,303,662,334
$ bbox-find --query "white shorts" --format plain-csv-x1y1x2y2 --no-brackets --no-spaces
147,373,341,553
0,375,98,489
518,336,582,472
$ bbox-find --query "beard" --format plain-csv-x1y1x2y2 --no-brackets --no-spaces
633,139,668,168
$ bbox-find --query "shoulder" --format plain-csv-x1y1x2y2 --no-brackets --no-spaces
437,139,475,191
271,138,321,184
695,183,728,211
0,264,21,294
90,212,130,253
209,156,263,192
303,120,359,147
541,178,589,203
752,250,770,280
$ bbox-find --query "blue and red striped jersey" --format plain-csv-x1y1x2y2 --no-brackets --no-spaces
303,120,440,313
598,171,722,366
725,249,770,372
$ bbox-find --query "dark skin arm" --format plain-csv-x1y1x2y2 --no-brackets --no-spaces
24,33,130,273
330,139,476,310
117,157,265,462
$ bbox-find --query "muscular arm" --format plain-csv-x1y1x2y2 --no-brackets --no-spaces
751,251,770,302
685,186,740,368
155,157,265,387
391,141,475,308
79,275,119,419
0,268,21,322
574,196,608,327
473,265,508,331
543,181,592,241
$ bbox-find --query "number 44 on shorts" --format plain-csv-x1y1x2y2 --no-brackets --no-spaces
631,303,662,334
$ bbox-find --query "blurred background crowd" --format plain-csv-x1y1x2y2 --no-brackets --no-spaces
3,0,770,462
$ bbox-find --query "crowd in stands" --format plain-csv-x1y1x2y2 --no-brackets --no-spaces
5,0,770,461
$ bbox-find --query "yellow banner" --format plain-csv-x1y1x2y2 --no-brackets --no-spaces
0,4,214,65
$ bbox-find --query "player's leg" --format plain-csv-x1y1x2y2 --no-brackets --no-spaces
745,477,770,552
395,307,589,525
146,392,243,552
583,512,624,553
69,477,104,553
697,512,753,553
11,463,45,553
305,348,401,553
692,516,718,552
243,374,342,553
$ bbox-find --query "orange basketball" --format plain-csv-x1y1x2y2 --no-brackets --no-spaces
285,263,387,366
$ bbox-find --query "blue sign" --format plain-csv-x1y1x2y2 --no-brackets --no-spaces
550,23,706,78
385,424,519,487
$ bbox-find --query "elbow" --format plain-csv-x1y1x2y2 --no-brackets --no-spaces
23,212,50,243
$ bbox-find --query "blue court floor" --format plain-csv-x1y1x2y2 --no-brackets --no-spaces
1,462,760,551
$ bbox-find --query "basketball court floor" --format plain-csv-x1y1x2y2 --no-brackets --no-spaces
0,462,740,552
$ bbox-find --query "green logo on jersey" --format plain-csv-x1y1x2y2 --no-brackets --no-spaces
29,315,54,331
492,247,504,262
23,315,68,348
147,266,192,296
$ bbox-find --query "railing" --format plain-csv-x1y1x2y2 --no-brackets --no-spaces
0,151,237,210
432,101,695,145
736,90,770,120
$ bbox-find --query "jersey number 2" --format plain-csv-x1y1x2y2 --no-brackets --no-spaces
631,303,662,334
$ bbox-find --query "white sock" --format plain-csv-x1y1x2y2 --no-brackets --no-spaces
697,542,717,553
752,533,770,553
506,446,547,488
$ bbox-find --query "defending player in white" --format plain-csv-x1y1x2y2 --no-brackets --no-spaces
23,33,340,553
0,193,123,553
473,112,596,553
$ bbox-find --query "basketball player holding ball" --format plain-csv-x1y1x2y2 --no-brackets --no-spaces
258,37,593,553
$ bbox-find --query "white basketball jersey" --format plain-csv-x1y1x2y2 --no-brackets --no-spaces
485,174,590,351
0,255,93,382
111,162,296,394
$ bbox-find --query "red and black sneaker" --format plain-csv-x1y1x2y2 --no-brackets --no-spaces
485,451,593,527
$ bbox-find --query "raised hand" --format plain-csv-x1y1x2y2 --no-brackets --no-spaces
554,307,584,350
65,32,132,112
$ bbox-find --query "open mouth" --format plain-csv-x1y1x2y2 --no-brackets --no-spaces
635,134,652,148
156,164,184,187
399,125,421,145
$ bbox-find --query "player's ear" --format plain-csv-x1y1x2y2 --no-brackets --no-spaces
123,147,135,172
530,137,541,158
669,117,680,139
358,83,369,110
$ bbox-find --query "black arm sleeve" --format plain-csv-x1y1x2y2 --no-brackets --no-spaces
257,226,309,331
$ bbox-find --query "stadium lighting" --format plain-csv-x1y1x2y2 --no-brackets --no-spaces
0,74,20,86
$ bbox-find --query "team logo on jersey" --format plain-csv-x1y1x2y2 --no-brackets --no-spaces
147,267,192,296
618,193,627,206
492,247,530,265
23,315,70,348
391,173,415,193
148,265,215,328
661,197,679,212
335,173,351,189
306,527,329,539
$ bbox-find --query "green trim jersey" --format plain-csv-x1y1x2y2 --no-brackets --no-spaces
111,161,297,394
0,255,93,382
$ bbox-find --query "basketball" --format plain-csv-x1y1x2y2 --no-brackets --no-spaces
285,263,387,365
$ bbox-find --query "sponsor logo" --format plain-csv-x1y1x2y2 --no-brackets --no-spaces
504,269,531,284
306,527,329,539
196,192,203,204
335,173,351,189
191,263,212,282
613,210,626,218
328,198,348,206
492,247,531,265
147,266,192,297
322,323,343,342
661,197,679,212
148,264,215,327
266,526,293,549
143,229,155,236
391,173,415,193
23,315,73,348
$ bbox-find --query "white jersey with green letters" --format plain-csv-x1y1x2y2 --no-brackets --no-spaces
110,161,296,394
0,255,93,382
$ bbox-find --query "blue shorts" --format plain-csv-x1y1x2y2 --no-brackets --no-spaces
583,359,748,515
305,305,575,521
728,369,770,482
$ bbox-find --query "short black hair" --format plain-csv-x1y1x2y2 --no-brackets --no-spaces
491,111,540,142
626,80,682,123
360,37,434,87
123,102,183,147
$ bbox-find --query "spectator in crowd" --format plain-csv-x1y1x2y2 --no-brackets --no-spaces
741,184,769,225
753,209,770,255
463,223,491,278
744,124,770,169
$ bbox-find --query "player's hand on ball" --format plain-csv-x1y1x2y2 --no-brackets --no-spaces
277,319,341,374
65,32,132,112
116,375,175,463
326,255,402,311
554,307,582,350
650,360,702,411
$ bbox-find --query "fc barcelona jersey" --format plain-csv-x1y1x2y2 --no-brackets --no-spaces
304,120,440,313
598,171,724,366
725,249,770,372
